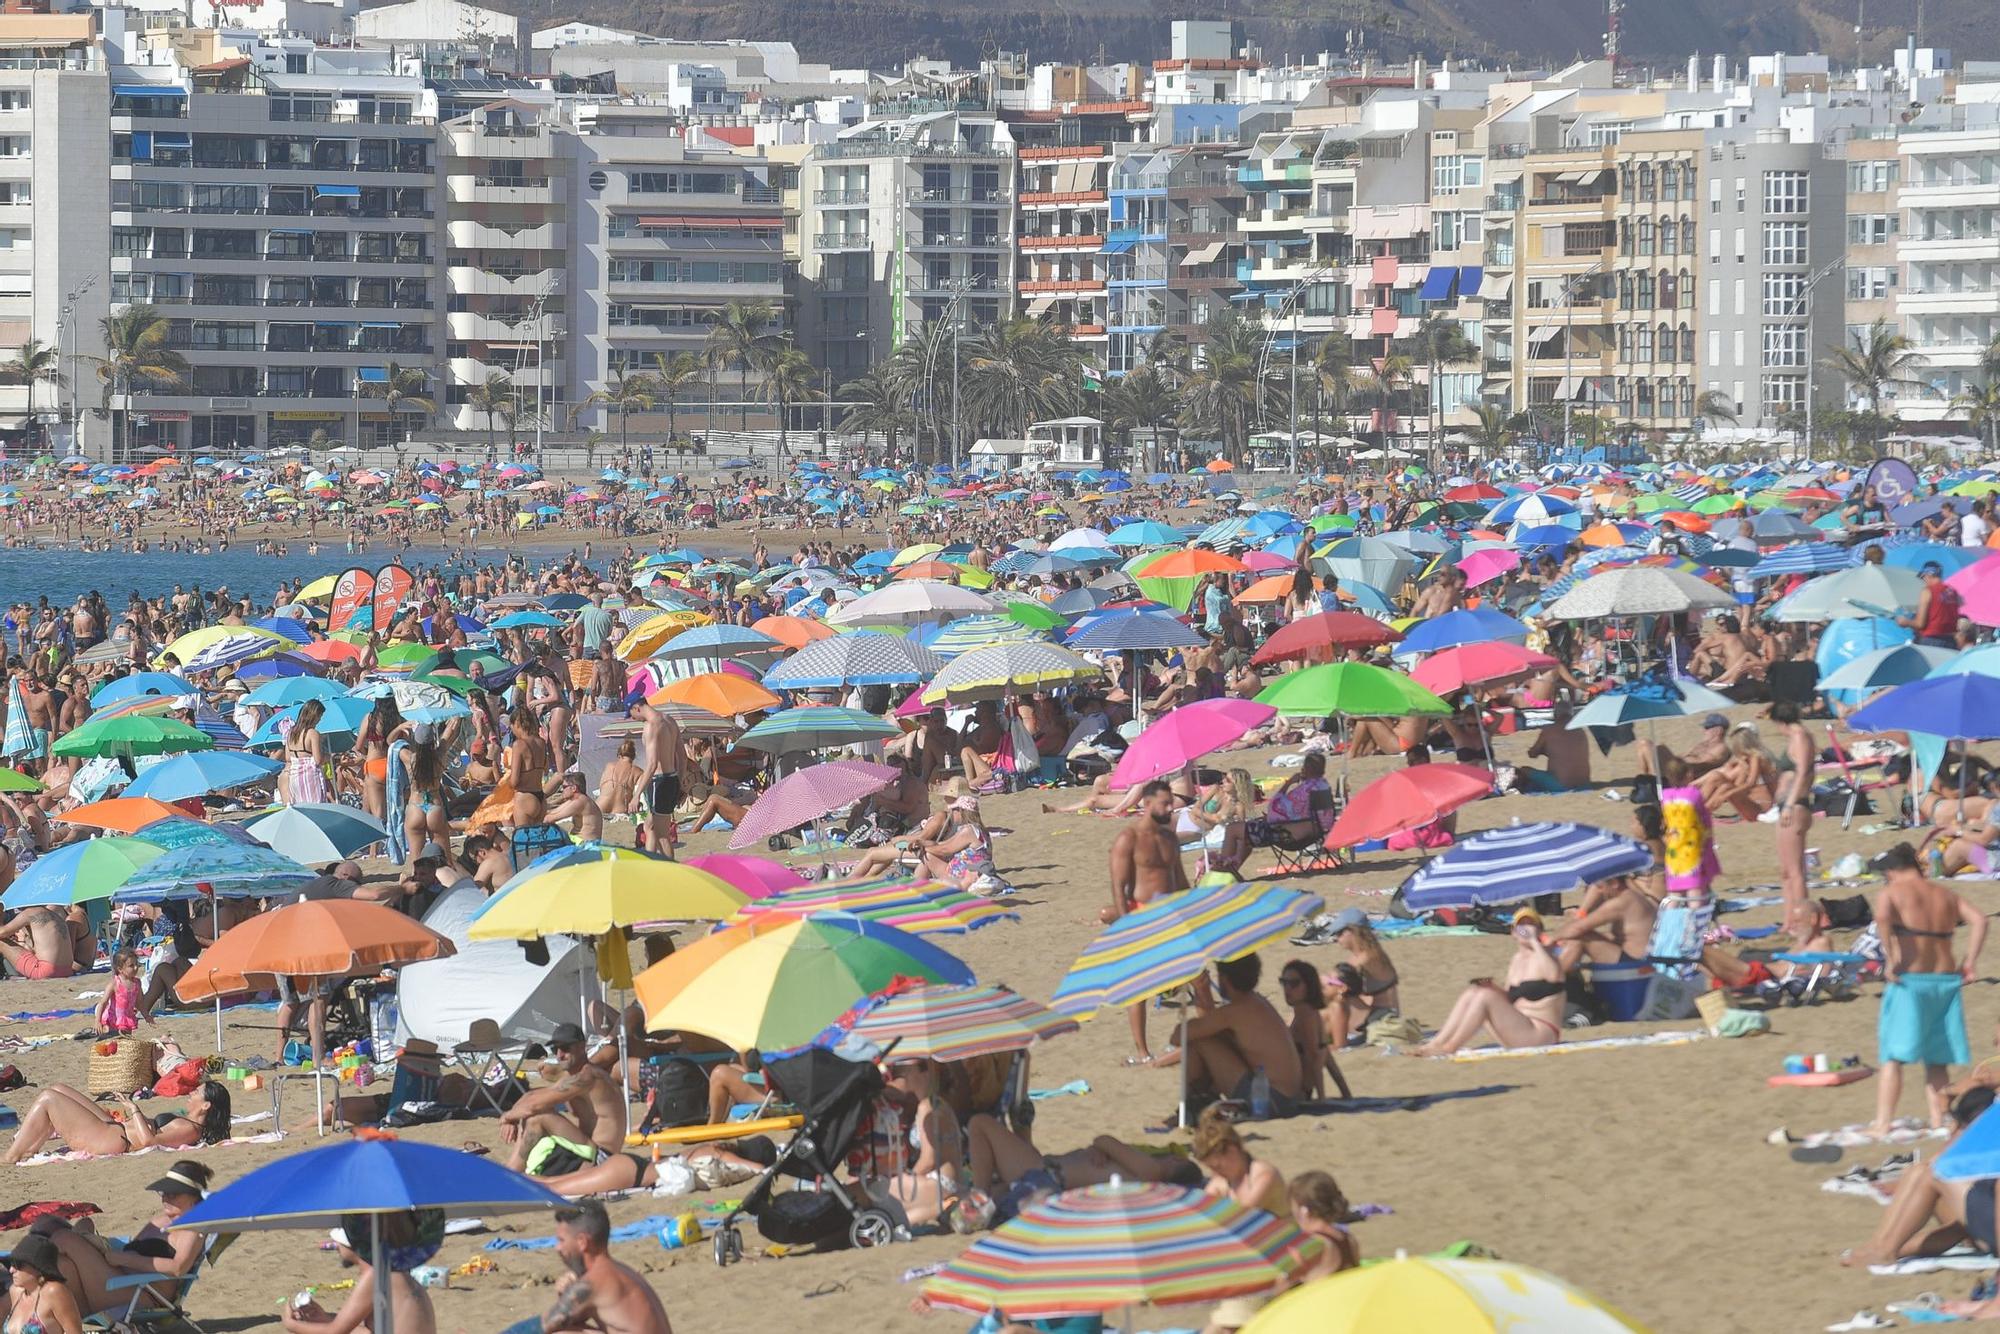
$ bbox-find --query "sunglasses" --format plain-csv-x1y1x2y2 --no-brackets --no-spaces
1280,974,1307,989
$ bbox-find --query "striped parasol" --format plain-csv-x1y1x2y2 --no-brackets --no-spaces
728,760,899,849
1398,819,1654,912
734,876,1017,935
922,1182,1322,1320
1051,880,1324,1017
845,981,1077,1062
919,615,1050,659
737,707,899,755
1,676,33,760
1749,541,1854,580
921,641,1102,705
762,631,945,689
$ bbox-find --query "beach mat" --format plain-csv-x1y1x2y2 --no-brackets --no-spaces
1291,1084,1516,1115
1869,1247,2000,1276
1782,1118,1950,1150
13,1130,283,1167
1422,1030,1710,1062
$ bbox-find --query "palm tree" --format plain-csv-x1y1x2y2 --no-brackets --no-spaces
762,343,820,459
1178,311,1262,466
1101,365,1177,472
1694,388,1739,432
1464,402,1518,460
960,318,1087,442
705,300,781,429
1362,353,1414,455
584,370,656,457
361,362,434,443
883,321,956,467
90,306,186,463
1825,317,1928,441
1954,381,2000,452
648,351,705,445
1400,313,1479,466
466,371,516,458
1310,332,1358,456
838,365,917,466
1,338,63,451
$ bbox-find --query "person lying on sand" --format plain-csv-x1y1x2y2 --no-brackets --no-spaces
3,1082,231,1165
1840,1087,1996,1269
1409,910,1564,1057
536,1137,776,1198
958,1113,1206,1224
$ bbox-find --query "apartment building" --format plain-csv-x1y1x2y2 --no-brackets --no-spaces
1009,99,1145,356
1888,119,2000,420
1842,127,1902,397
1420,108,1490,431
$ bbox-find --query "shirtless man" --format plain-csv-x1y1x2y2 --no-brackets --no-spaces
634,700,684,859
1169,952,1304,1115
1689,614,1764,687
16,673,54,773
1552,874,1658,973
1108,781,1192,1063
543,1200,672,1334
464,832,512,895
504,1024,629,1174
546,772,604,843
597,739,642,818
588,642,627,717
1872,843,1988,1134
0,904,74,979
1523,701,1592,791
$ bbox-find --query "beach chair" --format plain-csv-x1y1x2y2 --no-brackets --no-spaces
1257,788,1341,878
87,1232,234,1333
508,822,571,871
1822,724,1907,830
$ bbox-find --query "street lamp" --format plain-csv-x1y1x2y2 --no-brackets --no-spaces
1795,257,1844,465
1559,260,1604,459
60,276,96,458
1253,260,1340,474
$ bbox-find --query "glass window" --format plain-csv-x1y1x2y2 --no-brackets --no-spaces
1762,324,1807,368
1762,221,1808,265
1762,170,1809,215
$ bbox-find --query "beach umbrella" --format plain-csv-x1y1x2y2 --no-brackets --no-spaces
1882,543,1986,577
295,639,363,665
1849,673,2000,739
1484,492,1576,526
1408,643,1555,697
112,842,317,903
0,767,43,794
682,853,810,898
173,1139,563,1334
733,876,1018,935
647,671,782,718
843,982,1077,1063
923,1182,1322,1320
647,624,784,666
1769,563,1923,622
1107,521,1184,548
243,676,347,708
1068,611,1206,653
53,715,213,759
1001,599,1068,631
635,912,975,1052
241,803,389,862
90,672,197,707
1821,643,1958,692
1326,764,1492,848
487,610,564,631
1250,611,1399,667
54,796,191,833
762,631,944,689
1398,820,1654,912
1143,549,1247,579
1456,547,1519,588
827,580,997,628
1313,535,1417,593
728,760,899,850
920,615,1049,658
1749,543,1854,580
1936,1106,2000,1182
752,615,838,650
615,610,714,662
739,707,898,755
1255,662,1450,718
921,642,1101,704
0,836,175,909
174,897,454,1002
1565,675,1736,729
159,625,288,671
1544,566,1733,619
1394,608,1532,656
1240,1253,1645,1333
1109,698,1277,789
469,845,747,940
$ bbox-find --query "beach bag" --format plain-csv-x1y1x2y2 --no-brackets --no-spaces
641,1058,709,1133
89,1040,157,1095
755,1189,853,1246
1367,1015,1425,1047
1636,972,1703,1022
1821,894,1872,931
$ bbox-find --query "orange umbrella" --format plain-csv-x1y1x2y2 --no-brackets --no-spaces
753,616,835,649
55,796,195,833
1204,459,1235,473
296,639,360,664
1232,573,1297,605
1655,511,1713,534
173,898,454,1002
895,560,960,582
649,671,783,718
1146,549,1248,579
1577,522,1634,549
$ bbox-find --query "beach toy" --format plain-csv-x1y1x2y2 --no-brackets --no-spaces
658,1214,702,1249
410,1266,447,1289
243,1073,263,1092
1783,1055,1810,1076
1769,1065,1874,1088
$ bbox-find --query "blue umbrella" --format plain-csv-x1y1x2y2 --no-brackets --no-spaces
489,610,564,630
649,624,784,664
1565,675,1735,729
123,751,283,801
1822,643,1957,692
1889,495,1952,528
234,654,320,682
1750,543,1854,580
91,673,197,707
543,593,590,612
250,616,314,643
1400,821,1654,911
1509,523,1581,550
1881,542,1987,576
1067,610,1206,652
112,841,316,902
1848,673,2000,739
244,677,347,708
1750,510,1823,542
1936,1106,2000,1182
1394,608,1531,656
246,697,372,750
1485,493,1576,526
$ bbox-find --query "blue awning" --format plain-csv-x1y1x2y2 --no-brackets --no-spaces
314,184,360,198
130,131,152,161
360,322,397,330
1457,265,1483,296
267,229,311,236
115,85,186,97
154,133,190,149
1419,266,1457,300
355,367,388,383
1100,237,1136,255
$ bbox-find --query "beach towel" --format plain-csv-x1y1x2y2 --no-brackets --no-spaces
384,738,411,864
1660,785,1720,898
469,780,515,830
0,1201,100,1231
12,1131,284,1167
1780,1118,1950,1149
1,677,31,760
1421,1030,1710,1062
1880,972,1970,1067
486,1212,713,1252
1870,1246,2000,1276
1028,1080,1091,1101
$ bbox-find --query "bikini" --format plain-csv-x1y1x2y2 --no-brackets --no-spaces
1504,978,1566,1040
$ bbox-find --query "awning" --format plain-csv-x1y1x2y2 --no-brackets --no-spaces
115,84,185,97
154,132,190,149
635,215,781,228
1458,265,1483,295
130,131,151,160
356,367,388,383
1574,169,1606,187
1479,271,1513,300
1180,241,1224,266
1553,376,1578,396
267,229,312,236
315,184,360,198
1026,296,1055,315
1555,171,1584,184
1419,266,1458,300
1526,324,1563,345
1100,237,1137,255
360,322,398,330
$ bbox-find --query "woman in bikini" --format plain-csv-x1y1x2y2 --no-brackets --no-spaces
529,659,573,784
1278,961,1350,1100
355,697,406,822
281,699,330,805
397,737,451,866
4,1235,83,1334
1287,1171,1362,1281
1411,908,1564,1057
37,1161,213,1318
1317,911,1400,1047
1694,724,1778,820
1,1082,230,1166
1770,700,1817,915
870,1058,963,1230
503,702,550,829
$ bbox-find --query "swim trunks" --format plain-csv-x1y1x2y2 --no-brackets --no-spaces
12,953,72,981
1879,971,1970,1067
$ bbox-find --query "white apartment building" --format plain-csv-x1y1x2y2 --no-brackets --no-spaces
1888,118,2000,420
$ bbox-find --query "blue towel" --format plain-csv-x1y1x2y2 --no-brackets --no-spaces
1028,1080,1090,1101
486,1214,675,1252
383,739,409,864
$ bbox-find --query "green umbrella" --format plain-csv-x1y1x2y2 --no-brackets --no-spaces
0,766,44,794
375,643,434,668
52,715,214,759
1254,662,1451,718
1628,493,1676,514
1306,514,1355,534
409,673,475,696
1690,492,1742,514
1003,600,1066,631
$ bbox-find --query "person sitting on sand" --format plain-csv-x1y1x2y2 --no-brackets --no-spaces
1286,1170,1361,1281
1552,872,1659,975
283,1226,435,1334
1277,960,1349,1099
545,771,603,843
1638,713,1732,788
1917,800,2000,877
1692,724,1777,820
32,1162,214,1317
1411,909,1564,1057
503,1024,630,1176
1841,1087,1997,1270
867,1057,965,1230
543,1200,673,1334
0,903,75,980
675,788,750,837
1314,909,1400,1047
1519,701,1591,792
2,1082,231,1165
1161,953,1303,1118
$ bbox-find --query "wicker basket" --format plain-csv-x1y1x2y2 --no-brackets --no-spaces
87,1040,157,1095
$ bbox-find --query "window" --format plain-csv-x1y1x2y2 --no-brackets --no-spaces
1763,221,1808,265
1662,162,1681,202
627,170,737,195
1735,180,1746,212
1660,215,1677,255
1635,323,1654,362
1847,212,1897,245
1678,267,1694,308
1709,176,1721,214
1681,218,1696,253
1763,170,1809,214
1847,266,1897,300
1659,269,1677,307
1636,271,1655,307
1433,211,1458,250
1763,325,1807,368
1618,324,1634,360
1848,160,1899,193
1618,271,1635,306
1638,217,1654,256
607,259,784,285
1680,324,1695,362
188,184,257,213
1638,164,1655,201
1432,155,1464,196
1762,270,1806,316
1762,374,1805,415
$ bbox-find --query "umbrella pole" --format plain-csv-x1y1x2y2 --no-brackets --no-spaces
371,1213,393,1334
1178,993,1191,1131
1474,696,1492,771
212,895,224,1056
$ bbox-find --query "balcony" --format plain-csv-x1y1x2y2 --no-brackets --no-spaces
446,221,565,250
1019,278,1102,294
813,190,868,205
813,232,871,250
447,311,548,341
447,266,563,297
1019,234,1104,250
906,187,1010,203
1240,206,1310,233
913,232,1006,250
1900,180,2000,210
446,175,554,205
1019,145,1109,162
1018,190,1106,207
1900,236,2000,263
446,126,554,158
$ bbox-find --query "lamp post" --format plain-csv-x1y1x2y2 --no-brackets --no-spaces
1560,260,1604,459
61,276,96,458
1796,257,1844,465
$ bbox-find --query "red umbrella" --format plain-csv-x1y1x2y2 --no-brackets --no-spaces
1409,642,1556,696
1443,483,1504,502
1325,763,1492,847
1251,611,1401,667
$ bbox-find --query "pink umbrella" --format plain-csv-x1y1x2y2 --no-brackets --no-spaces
893,686,933,720
1409,642,1556,696
1109,698,1278,789
684,853,810,899
729,760,899,850
1241,550,1297,573
1948,554,2000,626
1456,547,1520,589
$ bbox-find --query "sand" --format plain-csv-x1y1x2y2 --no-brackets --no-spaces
0,707,1956,1334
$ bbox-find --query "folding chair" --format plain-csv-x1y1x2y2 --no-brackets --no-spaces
452,1019,530,1117
1257,789,1342,878
87,1232,235,1333
1822,723,1907,830
509,822,572,871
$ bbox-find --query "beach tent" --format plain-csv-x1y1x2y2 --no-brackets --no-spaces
393,883,595,1050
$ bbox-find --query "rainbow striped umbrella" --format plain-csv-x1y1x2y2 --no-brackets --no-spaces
922,1182,1322,1320
1051,881,1325,1017
733,876,1017,935
846,982,1077,1062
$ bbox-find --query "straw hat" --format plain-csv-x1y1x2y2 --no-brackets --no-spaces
455,1020,504,1054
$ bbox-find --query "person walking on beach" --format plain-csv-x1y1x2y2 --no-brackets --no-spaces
1872,842,1987,1134
1768,700,1816,917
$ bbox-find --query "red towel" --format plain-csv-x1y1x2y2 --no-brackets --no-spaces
0,1201,101,1230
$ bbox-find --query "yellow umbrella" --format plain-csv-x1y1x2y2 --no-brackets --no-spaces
467,853,746,942
615,610,713,663
1242,1255,1648,1334
297,574,338,600
892,542,945,567
159,625,288,666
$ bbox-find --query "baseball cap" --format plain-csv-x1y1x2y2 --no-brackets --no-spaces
549,1022,587,1048
1701,713,1728,729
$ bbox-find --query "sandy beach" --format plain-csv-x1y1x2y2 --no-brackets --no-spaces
0,705,1946,1334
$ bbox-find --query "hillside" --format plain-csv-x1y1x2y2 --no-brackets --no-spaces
506,0,1991,71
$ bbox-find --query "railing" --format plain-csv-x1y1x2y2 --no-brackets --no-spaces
814,190,868,205
905,187,1010,203
813,233,871,249
818,142,1012,161
473,175,550,189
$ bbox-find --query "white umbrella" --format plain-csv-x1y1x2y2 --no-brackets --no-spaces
1543,567,1735,620
1050,527,1115,553
1768,563,1924,623
921,642,1103,704
826,580,998,628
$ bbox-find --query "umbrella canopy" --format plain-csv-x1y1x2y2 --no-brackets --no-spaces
1769,563,1923,622
635,912,975,1052
1750,543,1854,580
91,672,197,707
1820,643,1958,692
733,876,1017,936
760,632,945,688
243,677,348,709
1251,612,1401,667
1399,821,1654,912
1,836,172,908
1544,567,1733,619
738,707,898,755
53,715,214,759
1326,764,1492,847
920,615,1049,659
921,642,1101,705
1565,675,1736,729
241,803,389,862
1255,663,1450,718
682,853,810,898
1408,644,1556,697
1239,1253,1646,1333
1052,881,1324,1017
647,624,784,665
827,581,996,628
122,751,282,802
924,1182,1322,1319
174,898,454,1002
55,796,190,833
1394,608,1533,655
728,760,899,849
1848,672,2000,739
1109,698,1277,789
0,767,43,794
1314,536,1418,593
647,671,783,718
112,841,317,903
753,615,838,650
1935,1104,2000,1182
843,982,1077,1063
1068,612,1207,653
470,848,747,940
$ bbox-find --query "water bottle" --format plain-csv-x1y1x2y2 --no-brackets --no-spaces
658,1213,702,1249
1248,1066,1271,1120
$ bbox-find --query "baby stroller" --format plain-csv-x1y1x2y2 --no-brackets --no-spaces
712,1046,901,1266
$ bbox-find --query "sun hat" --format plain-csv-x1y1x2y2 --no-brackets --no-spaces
6,1234,62,1281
